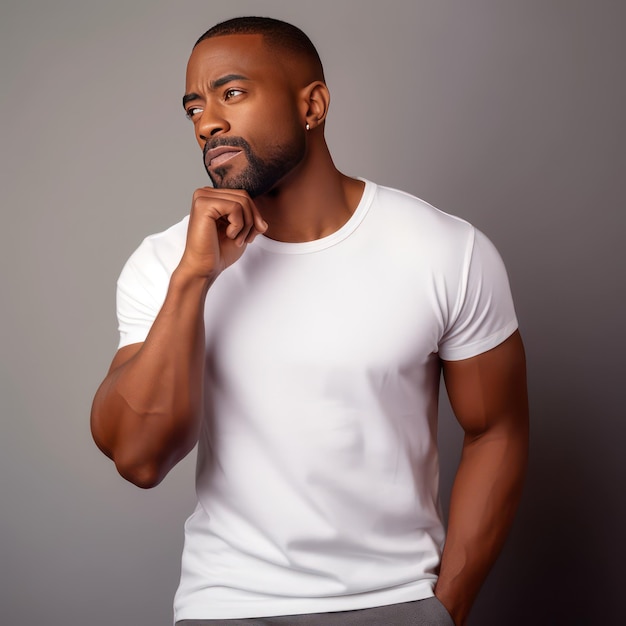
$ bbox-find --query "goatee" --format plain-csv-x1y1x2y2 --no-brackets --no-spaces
203,135,305,198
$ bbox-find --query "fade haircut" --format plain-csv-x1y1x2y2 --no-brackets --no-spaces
194,16,325,81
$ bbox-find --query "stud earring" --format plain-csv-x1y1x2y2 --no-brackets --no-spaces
305,123,311,131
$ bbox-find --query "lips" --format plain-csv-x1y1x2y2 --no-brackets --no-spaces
204,146,243,169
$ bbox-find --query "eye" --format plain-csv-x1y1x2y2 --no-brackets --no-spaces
185,105,203,121
224,88,244,101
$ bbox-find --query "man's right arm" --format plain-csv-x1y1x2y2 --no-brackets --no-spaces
90,187,267,488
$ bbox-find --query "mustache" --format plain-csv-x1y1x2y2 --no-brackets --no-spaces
203,136,251,163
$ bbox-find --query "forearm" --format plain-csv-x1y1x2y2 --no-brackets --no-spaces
91,267,214,487
435,423,528,625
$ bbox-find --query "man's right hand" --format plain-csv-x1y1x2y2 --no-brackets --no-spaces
179,187,268,279
90,187,267,487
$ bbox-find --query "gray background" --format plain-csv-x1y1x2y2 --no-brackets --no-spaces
1,1,624,624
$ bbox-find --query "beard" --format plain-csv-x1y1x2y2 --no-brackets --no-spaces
203,135,305,198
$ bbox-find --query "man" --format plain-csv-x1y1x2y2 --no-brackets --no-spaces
91,16,528,626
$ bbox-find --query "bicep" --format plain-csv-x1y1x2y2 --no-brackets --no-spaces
441,330,529,438
107,342,144,374
91,342,144,456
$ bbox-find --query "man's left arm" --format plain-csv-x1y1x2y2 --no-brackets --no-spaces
435,329,529,626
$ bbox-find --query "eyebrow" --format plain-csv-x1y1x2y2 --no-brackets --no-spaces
182,74,250,109
182,92,202,109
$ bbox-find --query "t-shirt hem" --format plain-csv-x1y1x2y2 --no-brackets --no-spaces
439,319,518,361
174,580,435,621
117,332,149,350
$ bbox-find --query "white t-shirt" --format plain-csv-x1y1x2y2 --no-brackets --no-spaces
116,180,518,621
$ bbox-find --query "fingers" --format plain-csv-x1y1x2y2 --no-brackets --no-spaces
182,187,268,277
192,187,267,245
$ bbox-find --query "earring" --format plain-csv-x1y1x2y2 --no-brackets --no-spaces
305,123,311,131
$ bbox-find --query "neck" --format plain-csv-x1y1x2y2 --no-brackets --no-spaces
254,140,365,243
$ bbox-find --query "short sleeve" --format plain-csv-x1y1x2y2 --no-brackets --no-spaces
115,219,188,348
438,228,518,361
116,251,168,349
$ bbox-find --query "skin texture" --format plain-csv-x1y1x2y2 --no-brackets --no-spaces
436,330,528,625
90,32,528,626
91,33,364,483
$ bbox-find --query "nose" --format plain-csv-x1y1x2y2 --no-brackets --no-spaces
197,106,230,142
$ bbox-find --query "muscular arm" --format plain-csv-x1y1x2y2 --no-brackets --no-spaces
435,330,529,625
90,188,267,488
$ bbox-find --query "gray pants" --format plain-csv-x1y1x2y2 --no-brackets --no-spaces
176,596,455,625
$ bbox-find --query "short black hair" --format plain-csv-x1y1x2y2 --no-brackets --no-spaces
194,16,325,81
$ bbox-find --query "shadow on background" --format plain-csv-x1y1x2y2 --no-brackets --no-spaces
440,329,624,625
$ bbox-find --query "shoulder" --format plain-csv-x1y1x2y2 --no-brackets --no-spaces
117,215,189,292
370,181,472,236
129,215,189,266
364,180,476,262
121,216,189,275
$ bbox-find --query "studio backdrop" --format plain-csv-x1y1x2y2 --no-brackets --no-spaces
1,1,624,624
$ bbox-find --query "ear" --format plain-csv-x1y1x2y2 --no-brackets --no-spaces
300,81,330,130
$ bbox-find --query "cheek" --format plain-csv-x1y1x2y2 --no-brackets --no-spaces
259,94,301,131
258,109,303,150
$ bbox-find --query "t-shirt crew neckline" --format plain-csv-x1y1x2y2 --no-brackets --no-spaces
254,178,375,255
